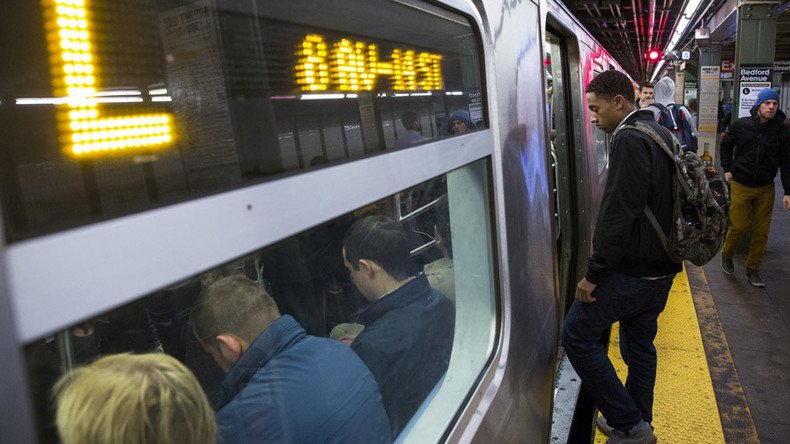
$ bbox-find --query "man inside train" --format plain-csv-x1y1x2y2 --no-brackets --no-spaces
562,70,680,444
190,275,391,443
394,111,429,148
342,215,455,436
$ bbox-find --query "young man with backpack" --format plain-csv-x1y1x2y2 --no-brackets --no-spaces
648,77,698,153
562,70,682,444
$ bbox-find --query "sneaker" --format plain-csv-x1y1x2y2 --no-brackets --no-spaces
721,256,734,275
746,269,765,287
597,415,614,436
605,420,657,444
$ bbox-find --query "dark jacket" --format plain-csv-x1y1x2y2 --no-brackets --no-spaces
351,274,455,437
720,108,790,195
586,109,683,284
216,315,391,444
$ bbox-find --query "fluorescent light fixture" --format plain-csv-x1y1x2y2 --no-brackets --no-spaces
95,97,144,104
345,93,358,98
151,96,172,102
95,89,141,97
300,93,344,100
445,91,463,96
148,88,168,96
271,95,297,100
393,93,410,97
651,0,703,80
16,97,68,105
410,92,432,96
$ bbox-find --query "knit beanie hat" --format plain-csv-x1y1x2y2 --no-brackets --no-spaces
754,88,779,107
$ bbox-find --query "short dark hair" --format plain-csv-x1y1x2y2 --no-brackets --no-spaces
343,215,413,280
639,81,654,91
586,70,635,102
190,275,280,344
401,112,419,130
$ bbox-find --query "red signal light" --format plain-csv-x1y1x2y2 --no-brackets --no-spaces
648,50,660,61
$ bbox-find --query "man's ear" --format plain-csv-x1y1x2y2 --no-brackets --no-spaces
614,94,626,109
215,334,243,364
357,259,379,277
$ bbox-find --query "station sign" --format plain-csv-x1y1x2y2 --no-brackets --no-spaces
737,64,773,118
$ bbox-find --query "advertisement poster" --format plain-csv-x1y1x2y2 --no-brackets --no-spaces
697,66,720,158
737,65,772,118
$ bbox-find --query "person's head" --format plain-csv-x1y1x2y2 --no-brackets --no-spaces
585,70,636,134
342,215,413,300
54,353,216,444
754,88,780,122
687,97,698,112
190,275,281,373
401,111,421,131
639,82,654,102
652,77,675,106
449,110,473,134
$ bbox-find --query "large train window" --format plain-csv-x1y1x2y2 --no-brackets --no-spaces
22,158,497,442
0,0,484,243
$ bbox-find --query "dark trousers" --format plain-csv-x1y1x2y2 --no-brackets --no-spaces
561,272,675,431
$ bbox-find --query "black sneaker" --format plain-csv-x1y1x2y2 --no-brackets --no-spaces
721,256,734,275
605,420,657,444
746,269,765,287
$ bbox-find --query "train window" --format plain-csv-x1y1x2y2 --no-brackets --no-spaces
0,0,484,243
22,158,497,442
594,123,608,173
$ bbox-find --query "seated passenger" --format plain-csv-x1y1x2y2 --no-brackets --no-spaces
448,109,475,135
190,276,391,444
53,353,216,444
393,111,428,148
342,216,455,436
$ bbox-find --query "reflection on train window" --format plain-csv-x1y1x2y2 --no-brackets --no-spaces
594,123,608,173
0,0,485,242
23,159,497,442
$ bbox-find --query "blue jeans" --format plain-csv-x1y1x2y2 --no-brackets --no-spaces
561,272,675,431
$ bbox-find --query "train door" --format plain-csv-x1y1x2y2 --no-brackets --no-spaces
544,29,580,317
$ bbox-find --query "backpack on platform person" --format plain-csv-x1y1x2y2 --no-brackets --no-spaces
650,102,698,153
612,121,729,266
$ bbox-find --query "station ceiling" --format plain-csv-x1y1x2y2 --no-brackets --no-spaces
559,0,790,82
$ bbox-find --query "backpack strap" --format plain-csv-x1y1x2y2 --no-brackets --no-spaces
613,121,686,257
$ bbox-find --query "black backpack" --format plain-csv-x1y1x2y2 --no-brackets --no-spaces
651,103,698,153
612,121,729,266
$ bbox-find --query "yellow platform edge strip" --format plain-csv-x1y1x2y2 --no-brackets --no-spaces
594,266,726,443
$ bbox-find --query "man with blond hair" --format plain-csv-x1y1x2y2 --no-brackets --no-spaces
54,353,216,444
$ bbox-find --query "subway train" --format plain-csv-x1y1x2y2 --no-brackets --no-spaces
0,0,628,441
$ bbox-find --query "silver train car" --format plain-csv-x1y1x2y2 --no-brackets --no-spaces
0,0,627,441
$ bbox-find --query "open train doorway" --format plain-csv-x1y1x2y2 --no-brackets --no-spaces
544,29,582,319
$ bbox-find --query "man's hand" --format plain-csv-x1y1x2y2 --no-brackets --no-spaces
575,277,598,303
784,195,790,212
724,172,732,183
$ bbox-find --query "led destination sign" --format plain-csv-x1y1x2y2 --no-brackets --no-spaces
43,0,174,158
296,34,444,92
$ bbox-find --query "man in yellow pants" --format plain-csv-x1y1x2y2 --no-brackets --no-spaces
720,88,790,286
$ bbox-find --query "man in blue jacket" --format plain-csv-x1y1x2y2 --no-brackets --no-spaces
190,275,391,443
342,215,455,437
720,88,790,286
562,70,681,444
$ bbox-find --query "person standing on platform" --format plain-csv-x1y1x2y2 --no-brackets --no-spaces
636,81,654,109
719,88,790,287
562,70,681,444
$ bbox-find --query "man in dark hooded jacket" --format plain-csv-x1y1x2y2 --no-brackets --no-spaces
720,88,790,287
562,70,681,444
